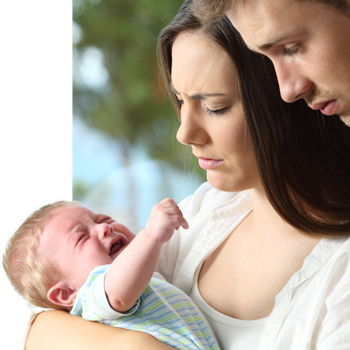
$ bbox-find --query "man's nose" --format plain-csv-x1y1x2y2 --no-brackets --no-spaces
274,62,313,103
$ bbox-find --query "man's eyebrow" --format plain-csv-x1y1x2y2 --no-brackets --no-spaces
258,34,288,51
258,29,305,51
170,82,225,100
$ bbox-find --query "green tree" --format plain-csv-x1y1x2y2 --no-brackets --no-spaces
73,0,192,167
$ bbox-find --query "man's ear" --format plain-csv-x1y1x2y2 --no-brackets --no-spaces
47,281,77,308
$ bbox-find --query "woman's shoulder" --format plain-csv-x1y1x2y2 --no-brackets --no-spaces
310,236,350,291
326,236,350,273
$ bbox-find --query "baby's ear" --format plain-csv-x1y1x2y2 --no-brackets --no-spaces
47,281,77,308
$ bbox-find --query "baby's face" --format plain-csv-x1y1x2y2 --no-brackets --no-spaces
37,205,135,289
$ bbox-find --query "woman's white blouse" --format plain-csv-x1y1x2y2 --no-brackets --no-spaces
155,182,350,350
190,279,267,350
24,182,350,349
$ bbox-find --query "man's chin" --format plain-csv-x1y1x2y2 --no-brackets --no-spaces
339,115,350,127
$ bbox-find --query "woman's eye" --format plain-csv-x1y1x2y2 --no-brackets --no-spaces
204,107,227,117
283,44,300,56
176,98,184,108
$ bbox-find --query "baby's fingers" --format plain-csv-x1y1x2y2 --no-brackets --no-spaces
172,215,189,230
159,198,176,206
158,198,183,215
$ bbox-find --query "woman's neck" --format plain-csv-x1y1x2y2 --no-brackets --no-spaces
248,186,320,248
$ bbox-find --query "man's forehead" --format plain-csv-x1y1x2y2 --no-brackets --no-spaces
226,0,305,49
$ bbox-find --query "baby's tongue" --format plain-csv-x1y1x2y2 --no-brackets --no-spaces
110,241,122,255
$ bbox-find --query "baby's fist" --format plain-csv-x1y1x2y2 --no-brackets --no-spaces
146,198,189,243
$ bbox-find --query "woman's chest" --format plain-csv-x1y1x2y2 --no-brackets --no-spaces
197,226,320,320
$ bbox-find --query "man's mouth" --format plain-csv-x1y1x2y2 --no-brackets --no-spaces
310,100,339,116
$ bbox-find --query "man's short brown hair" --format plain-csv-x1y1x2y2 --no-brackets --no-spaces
192,0,350,23
191,0,232,23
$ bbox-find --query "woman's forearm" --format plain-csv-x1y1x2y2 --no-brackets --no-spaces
26,310,174,350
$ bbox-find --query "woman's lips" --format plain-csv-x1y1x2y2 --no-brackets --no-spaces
198,157,223,170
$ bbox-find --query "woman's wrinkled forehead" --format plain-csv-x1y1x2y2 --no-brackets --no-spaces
173,29,235,69
171,31,238,95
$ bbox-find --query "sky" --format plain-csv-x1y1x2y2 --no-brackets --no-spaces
0,2,71,349
73,117,202,232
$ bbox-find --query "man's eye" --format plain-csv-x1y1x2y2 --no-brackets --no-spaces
283,44,300,56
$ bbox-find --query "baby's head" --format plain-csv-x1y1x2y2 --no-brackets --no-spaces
3,201,135,310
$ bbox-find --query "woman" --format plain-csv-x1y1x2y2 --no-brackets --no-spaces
26,1,350,349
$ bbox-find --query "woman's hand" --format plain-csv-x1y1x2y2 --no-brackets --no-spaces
26,310,174,350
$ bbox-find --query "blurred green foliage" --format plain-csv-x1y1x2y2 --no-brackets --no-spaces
73,0,196,168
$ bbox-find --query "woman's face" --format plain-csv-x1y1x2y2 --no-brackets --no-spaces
171,31,261,192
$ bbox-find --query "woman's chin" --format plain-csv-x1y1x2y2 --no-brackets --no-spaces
206,175,239,193
206,173,259,193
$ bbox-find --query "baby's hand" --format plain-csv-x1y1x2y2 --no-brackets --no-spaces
145,198,189,243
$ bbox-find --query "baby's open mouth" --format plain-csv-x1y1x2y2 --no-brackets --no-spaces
110,239,124,256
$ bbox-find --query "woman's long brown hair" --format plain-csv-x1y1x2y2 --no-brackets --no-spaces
157,0,350,237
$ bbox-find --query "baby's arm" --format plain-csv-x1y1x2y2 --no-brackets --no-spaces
104,198,188,312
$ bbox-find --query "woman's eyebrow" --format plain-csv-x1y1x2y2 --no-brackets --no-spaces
170,82,225,100
170,82,179,95
189,93,225,100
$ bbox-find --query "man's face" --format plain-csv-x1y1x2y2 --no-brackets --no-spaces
227,0,350,126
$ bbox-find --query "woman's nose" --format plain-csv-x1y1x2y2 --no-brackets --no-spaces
176,106,207,146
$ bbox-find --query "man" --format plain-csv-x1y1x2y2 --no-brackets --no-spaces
192,0,350,127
